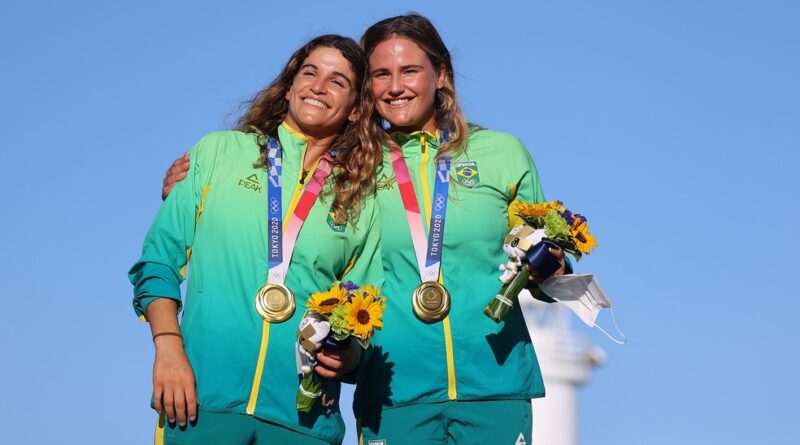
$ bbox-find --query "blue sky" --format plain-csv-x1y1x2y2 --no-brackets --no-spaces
1,1,798,444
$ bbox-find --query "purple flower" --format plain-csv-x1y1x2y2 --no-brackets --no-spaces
573,213,587,224
344,281,359,291
560,210,575,226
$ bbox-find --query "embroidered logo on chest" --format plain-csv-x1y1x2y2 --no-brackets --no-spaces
238,173,263,193
327,210,347,232
454,161,480,188
376,172,397,190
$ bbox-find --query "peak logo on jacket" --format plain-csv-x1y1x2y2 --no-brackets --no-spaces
377,173,397,190
238,174,263,193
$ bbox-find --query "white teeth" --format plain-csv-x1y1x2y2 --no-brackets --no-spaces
389,99,410,106
303,98,327,109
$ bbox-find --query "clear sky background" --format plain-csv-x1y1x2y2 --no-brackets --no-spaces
1,1,798,444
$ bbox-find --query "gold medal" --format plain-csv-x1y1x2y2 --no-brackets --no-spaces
412,281,450,322
255,283,296,322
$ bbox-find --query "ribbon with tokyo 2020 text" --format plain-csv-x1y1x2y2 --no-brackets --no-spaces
389,131,451,283
265,137,333,285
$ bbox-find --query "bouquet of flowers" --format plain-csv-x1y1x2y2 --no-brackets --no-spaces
484,200,598,322
295,281,385,412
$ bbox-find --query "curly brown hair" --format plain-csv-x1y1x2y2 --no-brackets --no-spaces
236,35,384,224
361,14,470,160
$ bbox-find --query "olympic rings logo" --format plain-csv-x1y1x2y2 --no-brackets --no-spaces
434,195,446,211
270,198,280,213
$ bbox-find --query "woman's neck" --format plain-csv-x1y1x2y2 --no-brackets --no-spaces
303,135,334,171
281,120,337,170
390,118,439,137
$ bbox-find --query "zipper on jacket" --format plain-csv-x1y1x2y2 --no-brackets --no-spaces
246,143,321,415
419,134,458,400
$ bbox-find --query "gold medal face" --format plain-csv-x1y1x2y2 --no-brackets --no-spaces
255,283,295,322
412,282,450,322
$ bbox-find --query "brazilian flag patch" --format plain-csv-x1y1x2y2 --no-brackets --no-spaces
454,161,480,188
327,210,347,232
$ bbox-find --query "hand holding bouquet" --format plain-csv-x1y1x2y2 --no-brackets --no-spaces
295,281,385,412
484,200,598,322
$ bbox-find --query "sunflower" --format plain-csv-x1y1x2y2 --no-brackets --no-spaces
509,200,564,229
357,285,383,302
345,293,385,339
307,285,348,315
570,221,598,254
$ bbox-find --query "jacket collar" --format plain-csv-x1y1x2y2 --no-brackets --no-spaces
278,121,309,159
387,129,443,157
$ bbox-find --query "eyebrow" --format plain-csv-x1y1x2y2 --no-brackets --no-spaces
370,64,426,76
300,63,353,87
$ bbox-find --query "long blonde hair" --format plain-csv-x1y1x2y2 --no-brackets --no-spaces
361,14,469,159
237,35,384,223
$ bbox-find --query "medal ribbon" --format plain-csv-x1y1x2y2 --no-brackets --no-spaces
266,137,333,285
389,132,451,282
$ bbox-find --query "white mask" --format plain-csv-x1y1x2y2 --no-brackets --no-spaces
539,274,626,344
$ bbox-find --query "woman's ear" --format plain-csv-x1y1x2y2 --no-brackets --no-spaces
436,66,446,90
348,107,361,123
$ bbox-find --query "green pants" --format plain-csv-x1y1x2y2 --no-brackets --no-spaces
357,399,532,445
155,410,332,445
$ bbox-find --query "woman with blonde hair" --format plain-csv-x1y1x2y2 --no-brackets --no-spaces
351,14,564,444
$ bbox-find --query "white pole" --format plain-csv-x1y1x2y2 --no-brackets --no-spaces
520,293,605,445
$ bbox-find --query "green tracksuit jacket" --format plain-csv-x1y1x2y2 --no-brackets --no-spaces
354,128,546,416
129,125,382,445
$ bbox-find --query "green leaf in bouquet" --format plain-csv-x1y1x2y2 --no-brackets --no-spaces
328,305,349,337
333,331,350,342
357,336,370,349
556,238,582,262
543,210,570,238
519,214,545,229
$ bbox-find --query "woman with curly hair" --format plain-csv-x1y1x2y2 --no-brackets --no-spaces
130,34,384,445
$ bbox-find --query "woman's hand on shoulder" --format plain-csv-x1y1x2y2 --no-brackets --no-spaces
161,153,190,200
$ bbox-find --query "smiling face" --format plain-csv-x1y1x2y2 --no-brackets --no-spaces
369,37,445,134
284,46,359,139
